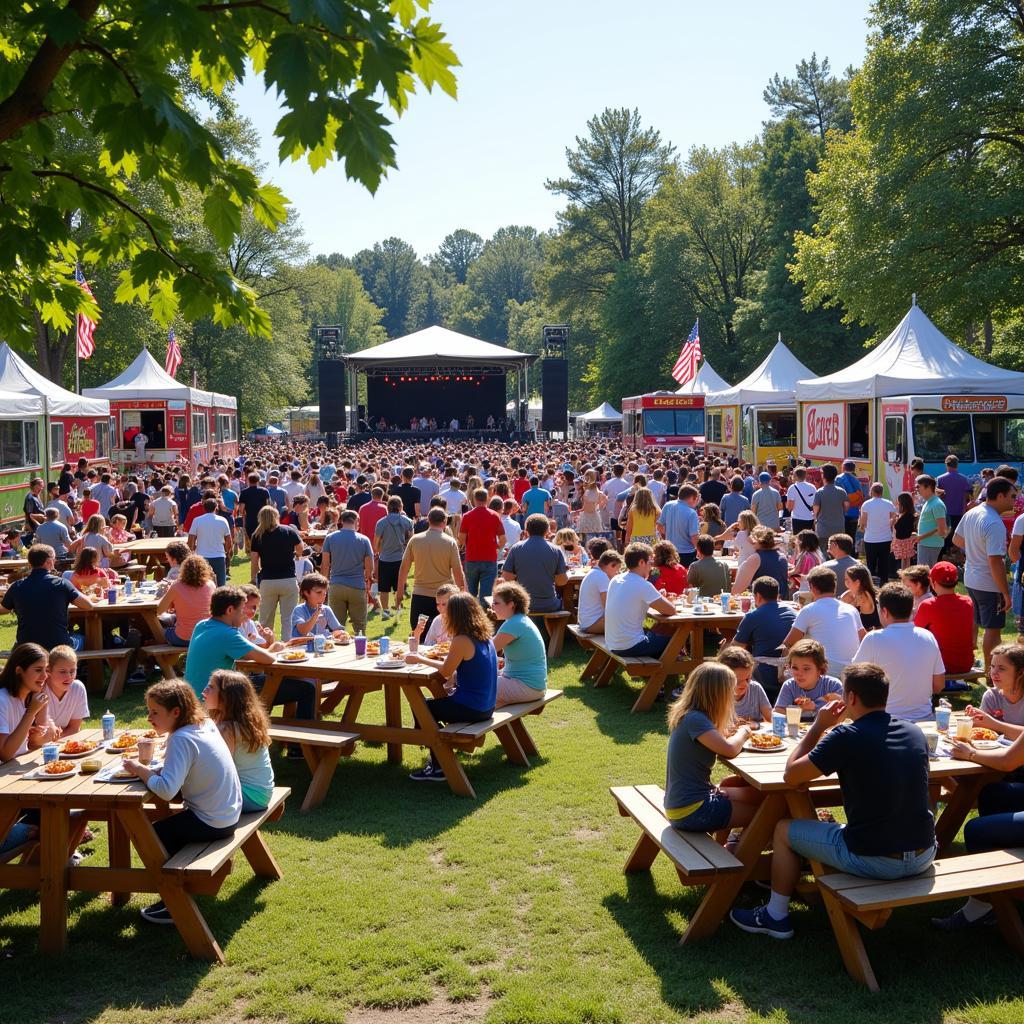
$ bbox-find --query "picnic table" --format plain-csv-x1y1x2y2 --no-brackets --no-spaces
239,644,557,798
69,594,164,691
113,536,179,577
0,727,289,961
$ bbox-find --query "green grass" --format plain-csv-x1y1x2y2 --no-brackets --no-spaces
1,557,1023,1024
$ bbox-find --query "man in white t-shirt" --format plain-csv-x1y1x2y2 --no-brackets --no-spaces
605,542,676,656
577,549,624,634
783,565,865,674
853,582,945,721
786,466,817,534
412,466,439,508
187,497,233,586
858,482,897,583
601,464,627,530
133,430,148,463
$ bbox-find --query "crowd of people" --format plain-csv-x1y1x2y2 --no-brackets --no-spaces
2,435,1023,940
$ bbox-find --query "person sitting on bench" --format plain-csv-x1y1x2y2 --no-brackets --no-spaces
605,542,677,660
730,662,936,940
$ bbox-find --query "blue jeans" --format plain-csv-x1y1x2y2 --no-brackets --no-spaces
205,555,227,587
465,560,498,601
612,631,671,659
787,819,937,879
964,781,1024,852
250,673,316,721
164,626,190,647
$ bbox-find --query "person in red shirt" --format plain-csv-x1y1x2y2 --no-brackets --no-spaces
357,486,388,540
651,539,688,595
914,560,976,674
459,487,507,602
79,487,100,525
512,468,531,506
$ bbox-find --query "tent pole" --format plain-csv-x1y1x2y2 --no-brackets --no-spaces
75,317,80,394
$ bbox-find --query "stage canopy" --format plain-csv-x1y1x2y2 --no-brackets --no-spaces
706,339,814,407
578,401,621,422
344,325,536,372
0,342,107,416
674,360,730,395
84,348,237,409
795,301,1024,401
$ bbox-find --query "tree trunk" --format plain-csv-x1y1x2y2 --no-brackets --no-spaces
983,316,994,355
33,312,71,385
965,322,976,349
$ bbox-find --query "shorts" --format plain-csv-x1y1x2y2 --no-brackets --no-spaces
670,791,733,833
377,559,401,594
787,819,936,879
968,586,1006,630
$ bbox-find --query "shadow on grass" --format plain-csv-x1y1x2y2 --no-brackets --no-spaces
604,872,1024,1024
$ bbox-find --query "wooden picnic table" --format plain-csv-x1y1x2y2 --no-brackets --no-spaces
674,733,999,952
0,728,287,961
239,644,547,798
69,595,163,688
113,535,179,577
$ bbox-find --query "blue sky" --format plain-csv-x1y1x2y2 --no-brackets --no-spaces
234,1,873,260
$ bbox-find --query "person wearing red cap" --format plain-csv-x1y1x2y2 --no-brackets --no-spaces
914,562,976,675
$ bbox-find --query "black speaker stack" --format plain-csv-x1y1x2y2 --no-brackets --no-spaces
541,324,569,433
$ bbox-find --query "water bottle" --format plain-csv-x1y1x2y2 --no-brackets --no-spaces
313,632,325,655
379,635,390,658
771,711,787,739
124,577,133,597
102,709,116,742
935,699,952,733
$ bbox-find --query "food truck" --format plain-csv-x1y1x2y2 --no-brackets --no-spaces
0,343,111,525
704,339,811,468
622,361,730,449
84,348,238,469
794,302,1024,492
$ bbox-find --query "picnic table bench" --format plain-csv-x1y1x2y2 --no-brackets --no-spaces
569,626,665,712
818,848,1024,991
142,642,186,680
267,724,359,812
0,647,132,700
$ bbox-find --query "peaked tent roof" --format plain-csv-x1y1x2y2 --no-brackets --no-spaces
84,348,237,409
674,360,730,395
706,339,815,406
795,303,1024,401
0,385,44,418
578,401,622,422
343,325,536,371
0,342,108,416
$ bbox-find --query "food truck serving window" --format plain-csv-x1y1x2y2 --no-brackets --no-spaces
50,422,65,463
192,412,208,445
706,412,722,443
0,421,38,468
912,414,973,462
974,414,1024,462
641,409,704,436
847,402,869,459
757,410,796,447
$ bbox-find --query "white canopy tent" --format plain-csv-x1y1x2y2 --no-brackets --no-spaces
84,348,237,409
706,339,814,406
795,301,1024,401
0,342,108,416
674,360,730,395
344,325,535,371
577,401,621,423
0,385,44,418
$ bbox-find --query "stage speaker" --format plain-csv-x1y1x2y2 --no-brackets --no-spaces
318,360,347,433
541,358,568,432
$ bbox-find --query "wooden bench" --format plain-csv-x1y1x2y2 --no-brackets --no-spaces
142,643,186,680
817,847,1024,991
77,648,133,700
439,689,562,772
568,626,665,712
267,724,359,812
158,785,290,961
943,669,986,692
611,784,742,884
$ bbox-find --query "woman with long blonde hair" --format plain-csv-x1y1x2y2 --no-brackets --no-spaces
403,592,497,783
576,471,608,541
624,486,658,547
665,663,762,836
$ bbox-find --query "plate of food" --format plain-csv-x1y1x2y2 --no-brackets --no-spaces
743,732,786,752
59,739,100,758
365,641,381,657
375,657,407,670
971,727,999,742
321,639,337,652
425,642,451,659
389,643,407,658
972,738,1002,750
107,732,139,752
278,650,309,663
34,760,78,779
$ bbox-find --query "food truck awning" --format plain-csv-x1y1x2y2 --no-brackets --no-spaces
0,342,109,416
706,339,814,406
795,301,1024,401
84,348,237,409
674,361,730,395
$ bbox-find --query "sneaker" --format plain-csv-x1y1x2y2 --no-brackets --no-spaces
930,907,996,931
140,900,174,925
670,686,683,701
729,904,794,939
68,851,84,867
381,610,392,620
409,762,446,782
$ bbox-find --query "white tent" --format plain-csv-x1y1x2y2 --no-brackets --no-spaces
674,360,730,395
84,348,237,409
795,301,1024,401
706,339,814,406
577,401,621,422
0,386,43,418
345,325,535,371
0,342,108,416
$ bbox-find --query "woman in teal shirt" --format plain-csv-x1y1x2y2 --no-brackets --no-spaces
491,581,548,706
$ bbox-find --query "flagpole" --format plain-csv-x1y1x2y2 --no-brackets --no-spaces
75,315,80,394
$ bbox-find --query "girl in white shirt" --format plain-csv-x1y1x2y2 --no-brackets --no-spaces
45,645,89,735
0,643,58,761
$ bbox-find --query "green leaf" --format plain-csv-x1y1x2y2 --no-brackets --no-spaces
150,279,179,325
252,183,289,230
264,32,319,103
409,18,459,98
203,185,242,247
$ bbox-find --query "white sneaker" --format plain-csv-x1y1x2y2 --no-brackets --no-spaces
381,610,392,620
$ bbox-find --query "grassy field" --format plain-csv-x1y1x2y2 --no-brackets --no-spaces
1,557,1023,1024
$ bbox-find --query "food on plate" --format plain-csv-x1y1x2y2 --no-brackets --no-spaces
971,727,999,742
390,643,407,657
60,739,98,755
111,732,138,749
747,733,783,749
321,639,336,652
113,766,135,780
280,650,308,662
426,641,451,659
365,641,381,656
80,758,102,774
44,759,76,775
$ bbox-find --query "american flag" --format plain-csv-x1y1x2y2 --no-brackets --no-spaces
671,320,701,385
74,264,97,360
165,328,183,378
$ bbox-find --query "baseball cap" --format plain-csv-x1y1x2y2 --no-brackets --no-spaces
758,472,771,483
929,561,958,587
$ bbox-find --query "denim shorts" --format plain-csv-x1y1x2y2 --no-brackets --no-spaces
670,791,733,833
968,586,1006,630
787,819,937,879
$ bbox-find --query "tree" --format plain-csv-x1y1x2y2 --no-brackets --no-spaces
353,237,423,337
792,1,1024,336
432,228,483,284
464,226,543,341
763,53,853,140
0,1,457,360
